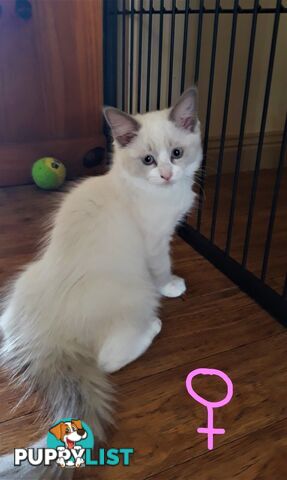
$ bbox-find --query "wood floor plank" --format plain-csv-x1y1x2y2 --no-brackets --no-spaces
74,332,287,479
147,418,287,480
114,288,281,386
0,180,286,480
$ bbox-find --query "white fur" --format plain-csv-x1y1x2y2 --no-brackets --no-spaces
1,96,202,375
0,90,202,477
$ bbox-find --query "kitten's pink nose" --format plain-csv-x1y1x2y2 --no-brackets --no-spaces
160,170,172,181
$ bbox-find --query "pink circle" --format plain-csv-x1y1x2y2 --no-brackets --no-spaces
186,368,233,408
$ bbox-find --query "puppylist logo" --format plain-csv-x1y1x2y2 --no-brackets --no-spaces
14,418,134,469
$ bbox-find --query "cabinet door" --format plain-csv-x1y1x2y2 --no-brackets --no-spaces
0,0,106,186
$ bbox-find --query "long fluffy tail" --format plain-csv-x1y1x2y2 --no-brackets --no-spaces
0,345,114,479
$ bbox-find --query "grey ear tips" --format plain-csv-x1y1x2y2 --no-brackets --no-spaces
102,105,117,116
171,86,198,111
169,86,198,132
102,105,111,113
102,107,141,147
102,106,123,128
184,85,198,100
181,85,198,99
102,106,112,124
188,84,198,93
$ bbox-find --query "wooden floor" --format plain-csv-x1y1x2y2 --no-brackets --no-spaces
0,180,287,480
190,168,287,295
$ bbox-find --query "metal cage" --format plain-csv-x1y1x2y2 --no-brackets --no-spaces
103,0,287,325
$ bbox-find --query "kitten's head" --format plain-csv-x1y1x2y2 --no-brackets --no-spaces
104,87,202,187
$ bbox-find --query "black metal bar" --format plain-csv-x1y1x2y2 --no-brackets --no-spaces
178,224,287,327
261,115,287,281
225,0,259,255
129,0,135,113
103,0,118,107
157,0,164,110
210,0,239,242
180,0,190,94
121,0,126,110
137,0,144,113
196,0,220,231
116,6,287,15
242,0,281,267
283,274,287,299
168,0,176,107
145,0,153,111
194,0,204,84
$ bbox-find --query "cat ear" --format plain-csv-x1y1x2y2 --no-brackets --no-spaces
103,107,141,147
169,87,198,132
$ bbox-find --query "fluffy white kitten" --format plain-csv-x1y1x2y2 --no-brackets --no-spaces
0,87,202,478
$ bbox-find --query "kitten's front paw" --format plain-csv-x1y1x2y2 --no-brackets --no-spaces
159,275,186,298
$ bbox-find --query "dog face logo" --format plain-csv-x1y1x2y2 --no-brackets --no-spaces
49,419,87,468
49,419,87,449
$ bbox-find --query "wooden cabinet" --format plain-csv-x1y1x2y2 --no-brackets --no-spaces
0,0,106,186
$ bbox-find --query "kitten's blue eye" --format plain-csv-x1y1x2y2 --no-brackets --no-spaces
171,147,183,160
142,155,155,166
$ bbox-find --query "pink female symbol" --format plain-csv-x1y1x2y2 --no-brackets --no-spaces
186,368,233,450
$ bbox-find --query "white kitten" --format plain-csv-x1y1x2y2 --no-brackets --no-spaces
0,88,202,478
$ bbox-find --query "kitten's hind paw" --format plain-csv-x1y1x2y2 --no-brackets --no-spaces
159,275,186,298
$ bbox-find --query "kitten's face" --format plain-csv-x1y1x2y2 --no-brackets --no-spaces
104,87,202,187
120,110,202,186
